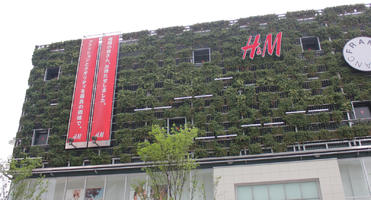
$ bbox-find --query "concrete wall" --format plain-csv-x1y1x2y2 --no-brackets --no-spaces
213,159,346,200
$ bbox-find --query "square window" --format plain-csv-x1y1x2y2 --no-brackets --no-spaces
300,36,321,51
353,101,371,119
32,129,49,146
44,67,60,81
168,117,186,131
193,48,210,65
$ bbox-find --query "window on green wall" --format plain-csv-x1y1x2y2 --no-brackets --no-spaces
193,48,210,65
352,101,371,119
300,36,321,52
44,66,60,81
32,129,49,146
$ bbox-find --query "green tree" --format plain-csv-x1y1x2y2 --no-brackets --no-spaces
136,125,198,200
1,158,47,200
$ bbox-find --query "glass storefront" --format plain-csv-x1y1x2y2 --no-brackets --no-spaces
339,157,371,200
26,169,213,200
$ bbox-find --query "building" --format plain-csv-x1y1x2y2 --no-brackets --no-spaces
11,3,371,200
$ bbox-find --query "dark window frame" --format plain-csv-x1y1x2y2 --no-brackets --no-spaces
352,101,371,119
32,128,50,146
44,66,61,81
193,48,211,65
167,117,187,133
300,36,321,52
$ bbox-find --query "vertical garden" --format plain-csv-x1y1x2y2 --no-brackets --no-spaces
13,4,371,167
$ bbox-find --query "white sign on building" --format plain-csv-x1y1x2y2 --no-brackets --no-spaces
343,37,371,72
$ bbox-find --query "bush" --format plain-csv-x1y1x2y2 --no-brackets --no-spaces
249,143,262,154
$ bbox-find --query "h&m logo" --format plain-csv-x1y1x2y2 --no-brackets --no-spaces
241,32,282,60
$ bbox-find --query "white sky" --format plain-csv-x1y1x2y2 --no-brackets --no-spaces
0,0,368,162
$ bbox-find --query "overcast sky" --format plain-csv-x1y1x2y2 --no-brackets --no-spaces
0,0,368,162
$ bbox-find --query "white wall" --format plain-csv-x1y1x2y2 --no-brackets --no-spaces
213,159,346,200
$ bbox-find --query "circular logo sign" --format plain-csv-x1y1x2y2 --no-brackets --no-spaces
343,37,371,72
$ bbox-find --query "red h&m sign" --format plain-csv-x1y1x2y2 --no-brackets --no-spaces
89,35,120,147
241,32,282,60
66,38,99,149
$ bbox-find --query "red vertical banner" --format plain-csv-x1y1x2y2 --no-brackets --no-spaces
89,35,120,147
66,38,99,149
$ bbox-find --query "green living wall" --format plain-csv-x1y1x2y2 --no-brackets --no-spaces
13,4,371,167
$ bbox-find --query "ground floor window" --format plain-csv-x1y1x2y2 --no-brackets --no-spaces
236,180,321,200
23,169,214,200
339,157,371,200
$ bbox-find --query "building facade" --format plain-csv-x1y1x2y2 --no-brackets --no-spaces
12,3,371,200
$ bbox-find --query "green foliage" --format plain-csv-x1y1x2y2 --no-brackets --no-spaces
249,143,262,154
14,4,371,167
263,134,276,147
3,158,47,200
136,125,198,200
283,132,297,145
